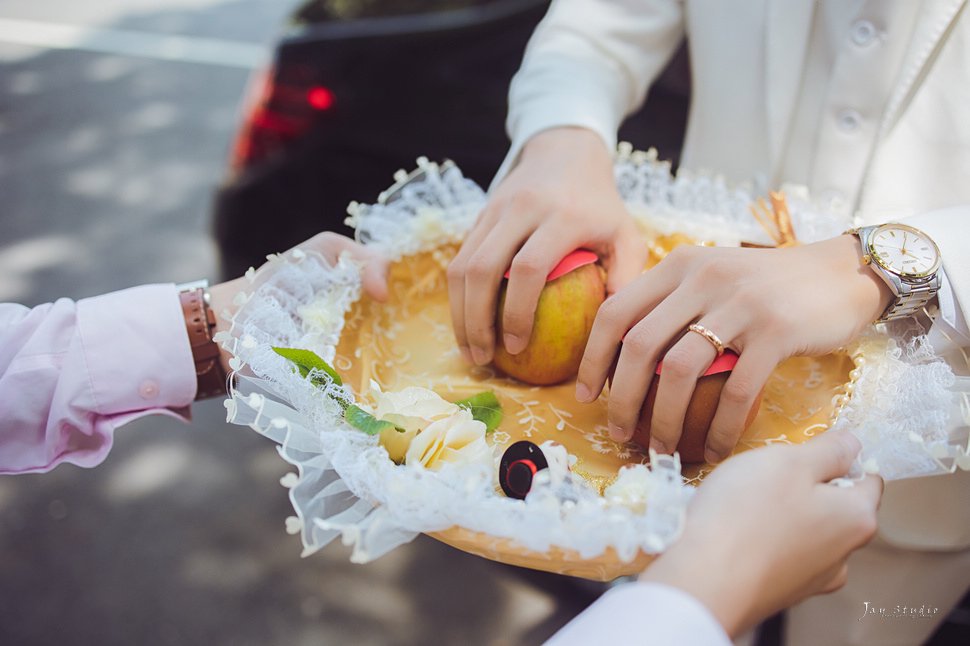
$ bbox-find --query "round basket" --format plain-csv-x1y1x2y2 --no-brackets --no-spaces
221,155,965,581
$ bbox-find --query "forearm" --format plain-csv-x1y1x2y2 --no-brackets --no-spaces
0,285,196,474
496,0,684,187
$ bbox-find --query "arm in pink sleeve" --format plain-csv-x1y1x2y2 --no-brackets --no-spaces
0,284,197,474
545,582,731,645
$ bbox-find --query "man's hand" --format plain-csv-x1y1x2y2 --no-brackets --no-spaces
640,431,882,637
447,126,646,366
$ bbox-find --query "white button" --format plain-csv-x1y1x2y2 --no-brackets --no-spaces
837,109,862,132
139,380,159,399
851,20,877,46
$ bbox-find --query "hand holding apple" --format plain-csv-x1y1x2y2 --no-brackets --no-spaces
492,251,606,385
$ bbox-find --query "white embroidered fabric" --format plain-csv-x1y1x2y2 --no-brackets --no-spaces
218,154,970,564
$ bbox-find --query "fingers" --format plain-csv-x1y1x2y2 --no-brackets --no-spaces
360,251,390,302
852,472,885,510
576,264,684,405
501,227,582,355
600,289,702,442
605,226,649,294
447,209,502,362
300,232,390,302
817,561,849,595
704,343,780,463
815,472,881,555
461,215,537,365
799,430,863,483
649,323,726,453
302,230,355,261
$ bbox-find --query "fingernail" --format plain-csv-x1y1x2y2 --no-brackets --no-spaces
471,346,490,366
609,423,628,443
575,383,592,403
504,333,527,355
459,346,473,363
650,438,668,454
705,448,724,464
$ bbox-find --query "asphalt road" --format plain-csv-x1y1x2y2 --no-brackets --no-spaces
0,1,593,644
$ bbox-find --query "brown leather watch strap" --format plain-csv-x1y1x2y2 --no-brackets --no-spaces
179,288,227,400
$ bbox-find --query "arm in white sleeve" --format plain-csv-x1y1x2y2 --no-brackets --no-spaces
495,0,685,186
0,285,197,474
904,206,970,353
545,582,731,645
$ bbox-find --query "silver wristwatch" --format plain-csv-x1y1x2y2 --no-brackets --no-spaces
848,223,942,322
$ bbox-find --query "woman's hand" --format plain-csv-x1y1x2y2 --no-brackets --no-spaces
576,234,893,462
447,126,646,366
641,431,882,638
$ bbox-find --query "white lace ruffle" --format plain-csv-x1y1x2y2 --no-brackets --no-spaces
219,153,970,566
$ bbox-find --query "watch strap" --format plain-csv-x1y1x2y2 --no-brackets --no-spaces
179,287,227,400
876,277,939,322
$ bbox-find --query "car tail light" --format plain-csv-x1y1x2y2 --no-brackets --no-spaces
229,63,335,174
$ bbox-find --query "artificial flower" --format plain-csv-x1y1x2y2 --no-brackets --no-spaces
404,408,491,471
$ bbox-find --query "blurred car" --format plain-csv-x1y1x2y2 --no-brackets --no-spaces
212,0,689,278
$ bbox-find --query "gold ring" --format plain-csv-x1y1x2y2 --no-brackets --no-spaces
688,323,725,357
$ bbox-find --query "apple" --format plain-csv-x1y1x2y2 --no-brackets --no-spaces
632,352,763,463
493,251,606,385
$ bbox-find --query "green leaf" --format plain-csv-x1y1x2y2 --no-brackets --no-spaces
455,391,503,433
345,404,404,436
272,347,343,386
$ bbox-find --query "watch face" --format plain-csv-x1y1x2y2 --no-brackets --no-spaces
868,224,941,278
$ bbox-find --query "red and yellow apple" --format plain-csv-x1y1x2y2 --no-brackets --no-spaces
632,352,763,463
492,251,606,386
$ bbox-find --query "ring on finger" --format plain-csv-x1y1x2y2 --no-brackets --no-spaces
687,322,726,357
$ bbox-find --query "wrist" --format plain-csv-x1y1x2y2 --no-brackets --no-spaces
831,234,894,322
522,126,609,160
638,539,750,637
208,277,244,377
177,281,232,399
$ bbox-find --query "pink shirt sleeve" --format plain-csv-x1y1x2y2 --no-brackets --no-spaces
0,284,197,474
545,582,731,645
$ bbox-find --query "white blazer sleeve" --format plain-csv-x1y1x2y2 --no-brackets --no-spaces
494,0,685,187
904,206,970,351
545,582,731,645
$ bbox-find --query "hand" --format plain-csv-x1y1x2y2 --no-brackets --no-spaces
209,232,390,373
447,127,647,366
640,431,882,638
576,234,893,462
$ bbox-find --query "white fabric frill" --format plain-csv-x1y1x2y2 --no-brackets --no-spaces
217,152,970,566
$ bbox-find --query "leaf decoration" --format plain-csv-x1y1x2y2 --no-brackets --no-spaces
345,404,404,436
455,391,503,433
272,347,343,386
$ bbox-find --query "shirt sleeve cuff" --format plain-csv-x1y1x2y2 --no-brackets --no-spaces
76,284,197,416
545,582,731,645
493,48,631,190
903,207,970,349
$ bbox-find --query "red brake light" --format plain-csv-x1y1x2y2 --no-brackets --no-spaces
307,86,335,111
229,66,335,173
